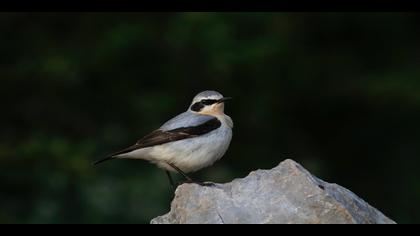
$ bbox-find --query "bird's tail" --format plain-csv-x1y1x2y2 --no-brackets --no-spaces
91,156,116,166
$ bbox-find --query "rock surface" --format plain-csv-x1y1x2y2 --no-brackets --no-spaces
151,159,395,224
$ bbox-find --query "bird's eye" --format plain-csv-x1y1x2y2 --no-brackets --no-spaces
201,99,217,105
191,102,204,112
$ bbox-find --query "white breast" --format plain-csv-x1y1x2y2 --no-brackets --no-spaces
120,115,233,173
153,123,232,173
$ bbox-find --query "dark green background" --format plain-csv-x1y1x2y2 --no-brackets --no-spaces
1,13,419,223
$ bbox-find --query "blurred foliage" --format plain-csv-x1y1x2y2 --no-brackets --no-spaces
1,12,420,223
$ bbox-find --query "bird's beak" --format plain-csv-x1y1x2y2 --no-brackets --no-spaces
217,97,232,104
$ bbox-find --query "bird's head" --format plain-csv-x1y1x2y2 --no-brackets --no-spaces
189,90,232,116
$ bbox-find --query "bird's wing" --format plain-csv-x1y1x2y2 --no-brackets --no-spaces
159,111,216,131
92,117,221,165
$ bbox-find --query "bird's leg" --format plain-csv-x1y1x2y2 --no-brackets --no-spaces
166,162,215,187
166,171,176,191
166,162,193,181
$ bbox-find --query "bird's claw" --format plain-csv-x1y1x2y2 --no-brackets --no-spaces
197,182,216,187
178,180,215,187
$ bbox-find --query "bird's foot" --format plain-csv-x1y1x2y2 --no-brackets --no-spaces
178,180,215,187
197,181,216,187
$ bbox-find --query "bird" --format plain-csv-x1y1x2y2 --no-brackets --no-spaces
93,90,233,188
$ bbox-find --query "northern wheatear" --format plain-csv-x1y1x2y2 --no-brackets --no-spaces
93,90,233,188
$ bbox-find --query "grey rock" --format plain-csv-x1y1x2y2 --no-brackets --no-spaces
151,159,395,224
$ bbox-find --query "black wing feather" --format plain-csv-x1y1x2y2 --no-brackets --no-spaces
93,118,221,165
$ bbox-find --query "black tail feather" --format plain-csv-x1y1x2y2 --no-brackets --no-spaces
92,156,116,166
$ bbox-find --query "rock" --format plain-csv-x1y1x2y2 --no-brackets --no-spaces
151,159,395,224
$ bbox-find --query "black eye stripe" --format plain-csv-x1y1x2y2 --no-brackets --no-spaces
201,99,218,105
190,99,219,112
191,102,204,112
